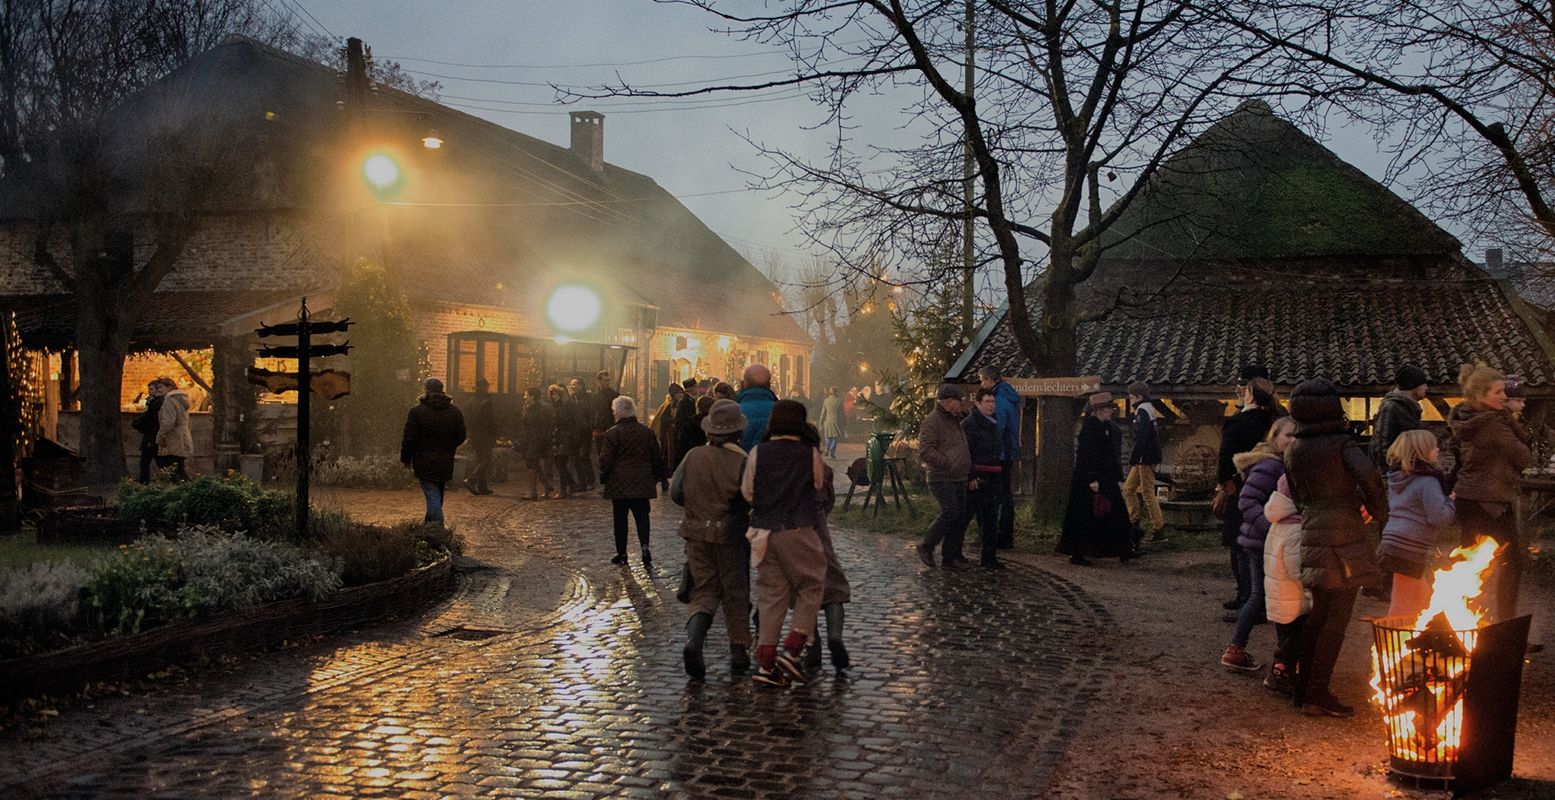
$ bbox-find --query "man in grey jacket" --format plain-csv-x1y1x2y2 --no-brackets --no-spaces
916,384,973,569
1370,365,1427,468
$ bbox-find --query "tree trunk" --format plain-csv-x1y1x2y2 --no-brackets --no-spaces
74,287,136,493
1028,246,1082,525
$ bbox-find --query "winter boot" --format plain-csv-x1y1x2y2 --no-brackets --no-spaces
682,613,712,680
805,638,824,672
730,643,751,674
824,603,851,672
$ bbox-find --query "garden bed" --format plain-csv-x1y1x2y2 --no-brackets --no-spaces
0,554,453,703
33,506,144,545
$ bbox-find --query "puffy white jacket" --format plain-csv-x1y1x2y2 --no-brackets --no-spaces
1263,489,1312,624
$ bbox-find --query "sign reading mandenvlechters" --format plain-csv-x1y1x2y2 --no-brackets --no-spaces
1007,376,1103,397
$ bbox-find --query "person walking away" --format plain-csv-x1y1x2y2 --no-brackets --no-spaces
736,364,778,451
673,378,704,468
548,384,580,498
1058,393,1135,565
1262,474,1310,696
712,382,736,402
1124,381,1167,543
799,421,854,676
741,400,828,686
818,387,846,459
516,387,556,499
964,388,1007,569
651,383,683,464
400,377,467,526
1222,416,1297,672
669,399,753,678
1285,378,1387,717
132,380,165,483
1370,365,1428,468
463,378,496,495
568,377,595,490
154,378,193,481
915,384,973,569
600,395,670,566
1215,371,1284,618
1446,363,1532,623
1378,430,1455,619
979,368,1023,550
592,371,620,485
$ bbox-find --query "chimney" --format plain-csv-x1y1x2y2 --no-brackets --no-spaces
570,111,605,174
1486,247,1505,278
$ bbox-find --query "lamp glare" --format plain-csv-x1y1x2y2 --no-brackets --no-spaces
363,154,400,189
547,285,602,333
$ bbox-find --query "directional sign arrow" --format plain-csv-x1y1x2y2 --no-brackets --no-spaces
255,317,353,338
256,343,352,359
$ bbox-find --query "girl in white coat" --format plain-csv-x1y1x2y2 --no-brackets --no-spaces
1262,473,1311,695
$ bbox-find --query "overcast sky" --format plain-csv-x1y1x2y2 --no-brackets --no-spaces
296,0,1486,290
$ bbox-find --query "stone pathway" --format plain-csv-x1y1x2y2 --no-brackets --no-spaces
1,488,1112,799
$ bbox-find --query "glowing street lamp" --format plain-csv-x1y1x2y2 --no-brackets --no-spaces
362,153,401,190
546,284,602,333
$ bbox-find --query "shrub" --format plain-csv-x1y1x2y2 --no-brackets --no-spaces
0,561,92,658
309,515,460,586
85,526,340,634
119,474,295,540
313,455,417,489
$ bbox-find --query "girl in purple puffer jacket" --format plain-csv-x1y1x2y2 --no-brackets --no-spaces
1222,416,1297,672
1378,430,1455,618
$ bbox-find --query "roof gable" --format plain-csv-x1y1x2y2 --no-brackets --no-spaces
1098,101,1461,262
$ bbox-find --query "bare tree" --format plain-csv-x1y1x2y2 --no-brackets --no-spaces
570,0,1290,510
1218,0,1555,251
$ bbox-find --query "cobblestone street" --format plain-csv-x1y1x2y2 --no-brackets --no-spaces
1,488,1113,799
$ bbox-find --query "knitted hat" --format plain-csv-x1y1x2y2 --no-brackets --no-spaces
1238,365,1270,385
701,399,747,435
937,383,967,400
766,399,809,437
422,377,445,394
1504,374,1526,398
1289,378,1342,424
1395,365,1428,391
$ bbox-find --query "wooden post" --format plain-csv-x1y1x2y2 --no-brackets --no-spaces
295,299,311,540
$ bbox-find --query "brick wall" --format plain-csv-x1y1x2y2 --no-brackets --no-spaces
410,303,531,379
0,215,328,296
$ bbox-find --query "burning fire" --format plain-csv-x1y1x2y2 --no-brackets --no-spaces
1370,536,1501,764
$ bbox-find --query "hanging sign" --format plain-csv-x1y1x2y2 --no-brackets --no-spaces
1007,376,1103,397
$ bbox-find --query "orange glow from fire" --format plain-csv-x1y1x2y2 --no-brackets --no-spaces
1370,536,1501,764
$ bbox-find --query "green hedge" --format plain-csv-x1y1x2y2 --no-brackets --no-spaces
119,474,294,540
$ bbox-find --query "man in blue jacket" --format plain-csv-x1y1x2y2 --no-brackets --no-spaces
979,367,1023,549
737,364,778,451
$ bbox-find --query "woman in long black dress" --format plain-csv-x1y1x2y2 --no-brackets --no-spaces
1058,393,1135,565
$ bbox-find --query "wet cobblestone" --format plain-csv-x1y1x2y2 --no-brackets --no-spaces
1,489,1112,798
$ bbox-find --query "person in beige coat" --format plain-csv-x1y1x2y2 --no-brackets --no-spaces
669,399,753,679
153,378,193,481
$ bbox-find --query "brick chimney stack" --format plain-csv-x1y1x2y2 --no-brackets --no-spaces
1486,247,1505,278
570,111,605,174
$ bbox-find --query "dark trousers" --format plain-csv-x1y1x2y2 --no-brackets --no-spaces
138,447,157,484
922,480,969,561
1296,585,1358,696
612,498,652,555
572,442,593,488
154,455,188,482
1274,615,1305,669
466,445,493,491
970,484,1001,564
997,460,1015,547
1230,545,1252,602
1457,500,1524,621
554,453,575,493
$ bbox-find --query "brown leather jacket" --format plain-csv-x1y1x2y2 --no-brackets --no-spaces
918,405,971,483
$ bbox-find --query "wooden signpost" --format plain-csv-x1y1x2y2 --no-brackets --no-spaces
252,299,352,539
1006,375,1103,397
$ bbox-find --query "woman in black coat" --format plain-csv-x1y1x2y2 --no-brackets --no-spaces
1059,393,1135,565
1284,378,1387,717
600,395,671,566
1216,374,1284,613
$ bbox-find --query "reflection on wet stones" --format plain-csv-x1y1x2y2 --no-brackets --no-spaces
0,492,1110,799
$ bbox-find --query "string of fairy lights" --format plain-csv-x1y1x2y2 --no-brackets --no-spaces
3,312,46,457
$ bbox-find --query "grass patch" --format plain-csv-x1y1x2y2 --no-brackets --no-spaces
0,527,117,571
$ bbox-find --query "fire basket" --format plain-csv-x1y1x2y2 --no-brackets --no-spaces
1369,537,1533,795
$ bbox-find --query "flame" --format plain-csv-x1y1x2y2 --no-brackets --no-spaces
1370,536,1501,765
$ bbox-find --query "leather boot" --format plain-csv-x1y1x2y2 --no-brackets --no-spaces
824,603,850,671
683,613,712,680
730,643,751,674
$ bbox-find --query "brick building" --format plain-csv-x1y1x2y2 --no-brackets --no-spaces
0,36,810,470
950,100,1555,494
